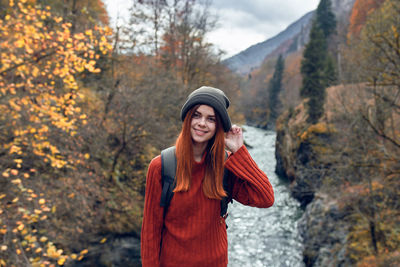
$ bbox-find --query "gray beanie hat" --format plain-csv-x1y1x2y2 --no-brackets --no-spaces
181,86,232,132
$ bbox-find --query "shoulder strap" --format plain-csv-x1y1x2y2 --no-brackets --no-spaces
160,146,177,218
220,151,233,218
160,147,233,219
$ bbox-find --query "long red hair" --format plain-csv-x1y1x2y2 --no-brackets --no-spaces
174,105,227,200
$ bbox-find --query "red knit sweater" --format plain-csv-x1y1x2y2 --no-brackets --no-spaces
141,145,274,267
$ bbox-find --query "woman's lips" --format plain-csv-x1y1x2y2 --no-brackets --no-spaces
194,129,208,136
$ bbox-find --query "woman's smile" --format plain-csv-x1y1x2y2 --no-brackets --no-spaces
190,105,216,145
193,128,208,135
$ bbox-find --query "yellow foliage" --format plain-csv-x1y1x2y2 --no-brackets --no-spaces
309,122,329,134
0,0,112,265
11,178,21,185
17,224,24,231
300,122,335,141
57,257,66,265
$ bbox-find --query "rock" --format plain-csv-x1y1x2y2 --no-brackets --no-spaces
275,102,353,265
67,235,141,267
298,195,349,266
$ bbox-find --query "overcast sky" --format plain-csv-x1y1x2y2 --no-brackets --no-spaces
104,0,320,58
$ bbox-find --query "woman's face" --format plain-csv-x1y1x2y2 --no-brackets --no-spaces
190,105,217,145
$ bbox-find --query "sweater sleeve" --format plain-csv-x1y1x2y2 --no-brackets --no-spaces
225,145,274,208
141,156,163,267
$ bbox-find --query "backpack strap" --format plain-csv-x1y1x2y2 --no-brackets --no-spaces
220,152,233,218
160,146,177,218
160,147,233,219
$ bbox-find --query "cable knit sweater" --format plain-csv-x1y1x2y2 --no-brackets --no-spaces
141,145,274,267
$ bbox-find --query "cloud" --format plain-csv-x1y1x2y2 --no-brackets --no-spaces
207,0,319,58
104,0,320,58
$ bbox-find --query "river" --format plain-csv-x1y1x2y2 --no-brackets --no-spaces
227,126,304,267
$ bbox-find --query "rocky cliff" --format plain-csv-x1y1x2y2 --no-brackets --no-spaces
275,100,350,266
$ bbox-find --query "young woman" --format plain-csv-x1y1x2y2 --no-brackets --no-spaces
141,86,274,267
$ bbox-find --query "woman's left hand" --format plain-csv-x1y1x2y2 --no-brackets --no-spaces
225,125,244,153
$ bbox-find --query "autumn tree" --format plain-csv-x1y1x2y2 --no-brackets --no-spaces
316,0,400,264
160,0,217,86
0,1,240,266
36,0,109,32
344,0,400,263
347,0,386,38
127,0,167,55
127,0,219,86
0,0,112,265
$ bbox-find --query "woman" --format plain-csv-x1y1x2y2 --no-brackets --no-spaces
141,86,274,267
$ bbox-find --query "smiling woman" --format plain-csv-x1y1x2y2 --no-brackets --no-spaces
190,105,217,149
140,86,275,267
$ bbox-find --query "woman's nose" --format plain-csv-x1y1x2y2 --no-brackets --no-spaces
198,117,206,125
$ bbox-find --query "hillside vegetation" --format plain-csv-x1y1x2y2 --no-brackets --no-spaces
0,0,242,266
1,0,399,266
274,0,400,265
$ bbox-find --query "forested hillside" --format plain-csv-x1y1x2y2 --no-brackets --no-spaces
0,0,242,266
273,0,400,265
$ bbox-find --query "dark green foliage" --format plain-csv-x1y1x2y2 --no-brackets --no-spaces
300,0,337,124
300,25,327,123
300,24,327,98
316,0,337,38
268,55,285,123
324,54,338,87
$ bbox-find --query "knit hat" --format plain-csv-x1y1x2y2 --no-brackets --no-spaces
181,86,232,132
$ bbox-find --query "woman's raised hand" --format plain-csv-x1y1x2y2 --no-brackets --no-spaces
225,125,244,153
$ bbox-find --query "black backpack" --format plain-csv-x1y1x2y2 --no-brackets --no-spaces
159,146,233,220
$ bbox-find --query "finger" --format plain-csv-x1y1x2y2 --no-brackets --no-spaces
230,124,239,132
234,126,241,134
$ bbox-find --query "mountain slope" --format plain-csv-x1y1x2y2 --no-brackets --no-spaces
223,11,314,74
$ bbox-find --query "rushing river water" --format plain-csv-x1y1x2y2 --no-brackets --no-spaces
227,126,304,267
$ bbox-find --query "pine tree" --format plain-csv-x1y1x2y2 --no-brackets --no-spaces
324,54,337,87
300,0,337,124
300,24,327,123
316,0,337,38
316,0,337,87
268,55,285,123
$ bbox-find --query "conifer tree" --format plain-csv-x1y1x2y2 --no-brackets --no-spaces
300,0,336,123
300,24,327,123
316,0,336,38
268,55,285,123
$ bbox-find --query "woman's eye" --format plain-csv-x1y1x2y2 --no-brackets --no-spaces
208,117,216,122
